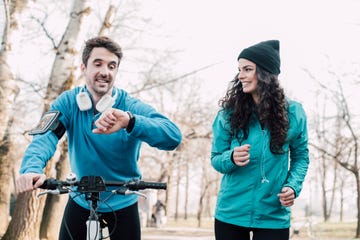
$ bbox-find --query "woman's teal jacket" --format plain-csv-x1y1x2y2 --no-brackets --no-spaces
211,100,309,229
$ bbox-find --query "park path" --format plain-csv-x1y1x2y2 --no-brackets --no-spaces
142,226,214,240
142,226,359,240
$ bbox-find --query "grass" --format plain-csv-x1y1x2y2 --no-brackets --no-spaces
312,222,357,238
160,218,360,239
291,221,357,239
165,217,213,228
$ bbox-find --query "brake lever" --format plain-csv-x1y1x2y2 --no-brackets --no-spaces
125,190,147,199
112,188,147,199
37,188,70,198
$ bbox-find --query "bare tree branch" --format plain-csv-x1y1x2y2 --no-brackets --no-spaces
130,62,221,94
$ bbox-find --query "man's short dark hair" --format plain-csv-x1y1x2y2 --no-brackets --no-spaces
82,36,123,66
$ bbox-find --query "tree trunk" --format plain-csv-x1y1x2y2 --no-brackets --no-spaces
40,142,70,240
4,1,90,239
356,174,360,238
165,151,176,218
197,187,204,228
339,179,344,222
184,157,189,220
320,155,329,221
39,0,90,238
2,192,45,240
0,0,25,235
174,160,181,220
43,0,90,110
197,181,209,228
0,120,14,236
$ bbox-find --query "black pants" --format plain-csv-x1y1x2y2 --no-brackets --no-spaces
215,218,289,240
59,197,140,240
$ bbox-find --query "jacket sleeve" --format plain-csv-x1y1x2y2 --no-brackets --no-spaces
127,98,182,151
210,110,238,174
19,92,70,174
284,103,310,197
19,131,59,174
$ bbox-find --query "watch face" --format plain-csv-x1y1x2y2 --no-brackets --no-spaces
29,111,60,135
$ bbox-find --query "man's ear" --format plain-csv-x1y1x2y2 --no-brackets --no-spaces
80,63,86,73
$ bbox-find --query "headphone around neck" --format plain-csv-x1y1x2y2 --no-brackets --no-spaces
76,86,118,112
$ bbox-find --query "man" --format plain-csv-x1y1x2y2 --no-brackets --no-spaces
16,36,182,240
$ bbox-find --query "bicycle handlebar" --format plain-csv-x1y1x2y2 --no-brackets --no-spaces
39,178,71,190
105,180,166,190
37,175,167,239
39,175,167,195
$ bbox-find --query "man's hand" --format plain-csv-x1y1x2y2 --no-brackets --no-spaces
16,173,46,193
278,186,295,207
92,108,130,134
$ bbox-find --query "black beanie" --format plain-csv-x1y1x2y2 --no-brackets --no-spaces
237,40,281,75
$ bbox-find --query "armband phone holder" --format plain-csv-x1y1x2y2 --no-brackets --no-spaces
29,111,61,135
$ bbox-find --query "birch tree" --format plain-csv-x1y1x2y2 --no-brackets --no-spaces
0,0,28,236
3,1,90,239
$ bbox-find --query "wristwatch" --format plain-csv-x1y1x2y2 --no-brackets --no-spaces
126,111,135,133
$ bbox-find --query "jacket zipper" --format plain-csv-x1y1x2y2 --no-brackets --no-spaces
260,129,269,184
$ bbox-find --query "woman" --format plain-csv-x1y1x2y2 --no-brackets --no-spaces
211,40,309,240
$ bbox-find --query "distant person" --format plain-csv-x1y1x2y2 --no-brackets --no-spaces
16,36,182,240
152,200,167,228
211,40,309,240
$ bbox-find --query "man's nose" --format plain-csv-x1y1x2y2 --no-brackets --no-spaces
99,66,109,76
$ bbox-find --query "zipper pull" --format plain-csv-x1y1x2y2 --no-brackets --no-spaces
261,177,269,183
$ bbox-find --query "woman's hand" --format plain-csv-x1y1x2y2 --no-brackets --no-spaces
232,144,251,166
278,186,295,207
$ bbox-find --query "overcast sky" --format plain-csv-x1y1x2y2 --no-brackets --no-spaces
1,0,359,112
138,0,360,111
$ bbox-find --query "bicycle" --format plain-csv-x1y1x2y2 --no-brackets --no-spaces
37,173,167,240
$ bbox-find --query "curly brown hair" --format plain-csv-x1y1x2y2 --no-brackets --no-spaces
219,66,289,154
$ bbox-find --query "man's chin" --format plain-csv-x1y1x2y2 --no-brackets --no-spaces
94,86,112,96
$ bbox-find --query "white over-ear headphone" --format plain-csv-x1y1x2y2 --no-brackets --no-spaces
76,86,118,112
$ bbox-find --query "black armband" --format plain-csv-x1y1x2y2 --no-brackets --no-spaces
126,111,135,133
29,111,66,139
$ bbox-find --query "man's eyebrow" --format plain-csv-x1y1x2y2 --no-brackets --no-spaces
108,60,118,65
92,59,118,65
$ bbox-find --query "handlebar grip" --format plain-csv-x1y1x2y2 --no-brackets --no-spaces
133,181,167,190
39,178,68,190
39,178,56,189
